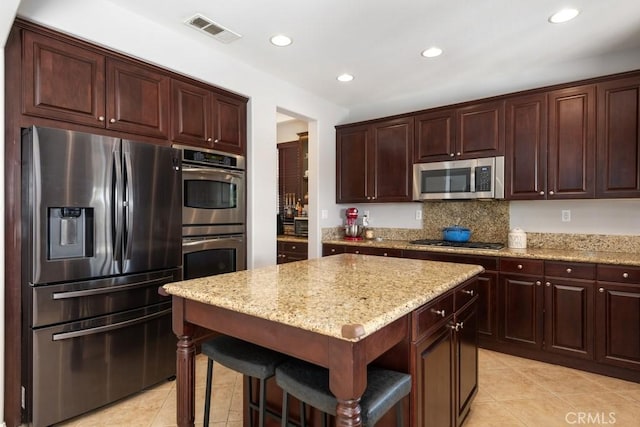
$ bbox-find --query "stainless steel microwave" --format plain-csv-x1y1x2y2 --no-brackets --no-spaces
413,156,505,200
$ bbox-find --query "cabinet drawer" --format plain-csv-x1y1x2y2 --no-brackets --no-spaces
322,244,345,256
500,258,544,275
424,253,498,271
413,293,454,340
455,279,479,311
280,241,307,254
545,261,596,280
597,264,640,283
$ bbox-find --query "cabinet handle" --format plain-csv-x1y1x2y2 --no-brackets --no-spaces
535,281,541,286
623,272,629,279
109,118,116,123
539,191,545,196
462,289,474,296
432,309,446,317
545,281,551,287
549,190,555,195
599,287,605,293
449,323,460,331
98,115,105,122
458,321,464,330
517,264,523,270
566,268,572,274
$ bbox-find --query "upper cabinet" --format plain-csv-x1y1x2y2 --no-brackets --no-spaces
596,76,640,198
336,117,414,203
414,100,504,162
547,85,596,199
23,30,170,139
171,79,246,154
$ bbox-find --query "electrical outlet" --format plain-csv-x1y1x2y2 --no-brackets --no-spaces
363,210,370,218
415,209,422,220
561,210,571,222
321,209,328,219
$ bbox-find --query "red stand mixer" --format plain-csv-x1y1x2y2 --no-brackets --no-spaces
344,207,364,241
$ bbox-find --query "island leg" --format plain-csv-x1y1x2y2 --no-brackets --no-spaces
336,398,363,426
176,334,196,427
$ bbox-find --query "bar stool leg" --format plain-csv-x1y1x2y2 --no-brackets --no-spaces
258,378,267,427
203,359,214,426
281,391,289,427
396,401,404,426
300,401,306,427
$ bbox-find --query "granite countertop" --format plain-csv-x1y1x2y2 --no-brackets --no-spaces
277,235,308,243
323,239,640,267
163,254,483,342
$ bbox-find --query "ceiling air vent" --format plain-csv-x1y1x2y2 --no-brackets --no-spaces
185,13,242,43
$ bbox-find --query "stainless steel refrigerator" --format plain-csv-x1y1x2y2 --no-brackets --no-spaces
21,126,182,427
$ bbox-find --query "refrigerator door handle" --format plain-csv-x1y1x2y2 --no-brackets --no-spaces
113,147,123,272
51,275,175,299
51,308,172,341
123,149,134,262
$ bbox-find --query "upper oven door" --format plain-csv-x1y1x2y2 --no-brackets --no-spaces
182,165,245,226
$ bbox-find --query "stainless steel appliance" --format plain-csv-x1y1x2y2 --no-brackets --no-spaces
177,145,247,279
413,156,505,200
21,126,182,427
293,217,308,237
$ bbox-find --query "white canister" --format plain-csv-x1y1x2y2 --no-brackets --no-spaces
508,228,527,249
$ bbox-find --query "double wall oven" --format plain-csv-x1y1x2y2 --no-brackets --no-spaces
177,146,247,279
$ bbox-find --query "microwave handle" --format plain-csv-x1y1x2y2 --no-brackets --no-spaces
469,166,476,193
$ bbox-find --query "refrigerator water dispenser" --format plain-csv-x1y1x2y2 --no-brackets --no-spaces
48,207,93,259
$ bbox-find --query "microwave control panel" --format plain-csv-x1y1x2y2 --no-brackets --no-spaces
475,166,492,191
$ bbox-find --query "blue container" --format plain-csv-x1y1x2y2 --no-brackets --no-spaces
442,226,472,242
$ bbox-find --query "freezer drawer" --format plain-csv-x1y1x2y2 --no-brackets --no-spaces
29,302,176,427
29,268,181,328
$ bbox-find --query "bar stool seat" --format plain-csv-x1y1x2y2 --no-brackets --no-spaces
276,358,411,426
202,336,288,426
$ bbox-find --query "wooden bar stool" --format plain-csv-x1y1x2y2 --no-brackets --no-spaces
202,336,288,426
275,358,411,426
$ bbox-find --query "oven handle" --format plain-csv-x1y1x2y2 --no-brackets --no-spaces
52,308,172,341
182,236,245,253
182,166,245,179
51,275,174,300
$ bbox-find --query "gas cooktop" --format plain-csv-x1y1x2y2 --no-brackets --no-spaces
409,239,505,250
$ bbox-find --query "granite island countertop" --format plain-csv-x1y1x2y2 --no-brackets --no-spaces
163,253,483,342
323,239,640,267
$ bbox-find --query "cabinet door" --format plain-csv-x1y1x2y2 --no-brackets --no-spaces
455,300,478,426
414,109,456,162
414,321,455,427
171,79,212,147
597,76,640,198
498,273,543,350
596,282,640,371
277,141,302,218
371,117,414,201
505,94,548,199
106,58,170,138
477,271,498,340
336,125,370,202
548,85,596,198
22,30,106,127
212,93,246,155
543,278,594,360
456,101,504,159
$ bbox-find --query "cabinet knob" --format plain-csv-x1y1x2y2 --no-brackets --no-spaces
566,268,572,274
355,250,360,254
517,264,523,270
623,272,629,279
549,190,555,195
432,309,446,317
383,252,388,256
98,115,105,122
449,323,460,331
109,118,116,123
539,191,545,196
331,249,336,253
214,138,219,143
545,282,551,287
450,153,455,157
535,281,541,286
207,137,212,142
458,321,464,330
462,289,474,296
456,152,461,156
291,246,296,249
599,287,605,293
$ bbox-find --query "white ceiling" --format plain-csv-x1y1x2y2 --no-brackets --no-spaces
53,1,640,119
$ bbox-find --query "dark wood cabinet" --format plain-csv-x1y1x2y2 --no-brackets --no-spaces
547,85,596,198
343,245,403,257
596,76,640,198
454,296,478,426
596,265,640,371
414,101,504,163
277,140,303,218
322,243,346,256
171,79,246,154
498,271,544,350
277,240,308,264
504,93,548,199
336,117,413,203
22,30,170,139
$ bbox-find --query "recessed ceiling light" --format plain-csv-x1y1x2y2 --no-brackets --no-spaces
548,8,580,24
270,34,292,47
337,73,354,82
421,47,443,58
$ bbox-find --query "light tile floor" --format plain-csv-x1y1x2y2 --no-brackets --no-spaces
56,349,640,426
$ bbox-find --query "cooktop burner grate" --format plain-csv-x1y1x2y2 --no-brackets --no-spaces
409,239,504,250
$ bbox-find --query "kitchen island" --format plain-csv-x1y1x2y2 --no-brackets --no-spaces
163,253,484,426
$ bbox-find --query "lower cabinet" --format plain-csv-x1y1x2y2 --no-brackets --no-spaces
277,240,308,264
413,280,478,427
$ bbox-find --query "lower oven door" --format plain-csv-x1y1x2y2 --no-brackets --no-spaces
30,302,175,427
182,234,246,279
